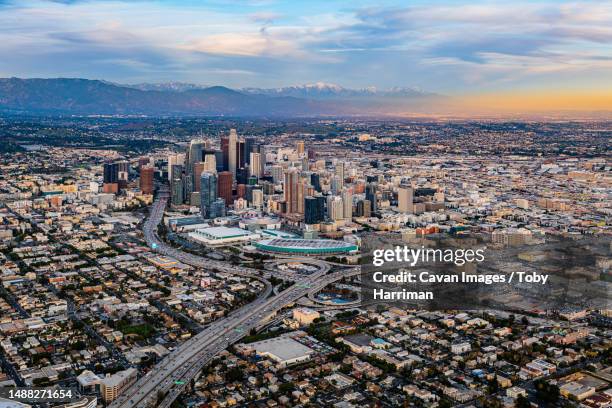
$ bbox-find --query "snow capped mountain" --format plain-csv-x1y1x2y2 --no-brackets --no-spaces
118,81,430,99
125,82,210,92
241,82,430,99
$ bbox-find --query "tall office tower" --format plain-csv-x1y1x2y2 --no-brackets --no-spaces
139,166,154,194
187,140,205,175
247,176,258,186
316,195,327,219
167,153,185,181
217,171,233,205
171,177,184,205
271,165,284,184
210,198,226,219
104,161,128,192
304,196,325,224
192,162,205,192
297,177,306,214
331,175,342,195
249,152,262,178
283,167,301,214
366,183,378,213
252,189,263,210
228,129,238,177
307,149,316,160
311,173,322,192
397,185,413,213
236,167,249,185
357,199,372,217
214,151,224,173
342,189,353,220
203,154,216,172
244,137,255,165
237,139,246,169
220,136,229,171
200,172,218,219
103,162,118,184
335,161,345,190
329,196,344,221
301,156,309,171
296,140,305,155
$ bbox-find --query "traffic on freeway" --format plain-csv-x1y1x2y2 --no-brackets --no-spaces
110,191,358,408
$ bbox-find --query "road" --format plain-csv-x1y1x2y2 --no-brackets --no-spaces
109,189,359,408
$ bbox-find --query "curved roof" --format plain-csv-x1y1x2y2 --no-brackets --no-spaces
255,238,358,254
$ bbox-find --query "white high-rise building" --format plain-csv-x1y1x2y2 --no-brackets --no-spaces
167,153,185,181
271,165,284,184
228,129,237,177
250,152,262,178
252,189,263,209
203,154,216,172
331,175,341,195
342,189,353,220
335,161,345,190
329,196,344,221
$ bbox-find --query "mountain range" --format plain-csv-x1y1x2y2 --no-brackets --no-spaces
0,78,438,117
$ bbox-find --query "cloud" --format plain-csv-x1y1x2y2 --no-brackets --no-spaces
0,0,610,93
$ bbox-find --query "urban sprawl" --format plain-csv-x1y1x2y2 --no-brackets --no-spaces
0,118,610,408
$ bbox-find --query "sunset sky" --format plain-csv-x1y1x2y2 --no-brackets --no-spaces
1,0,611,114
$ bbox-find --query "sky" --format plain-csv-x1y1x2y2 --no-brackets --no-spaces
1,0,611,113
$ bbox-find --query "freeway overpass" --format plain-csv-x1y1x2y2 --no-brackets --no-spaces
109,192,359,408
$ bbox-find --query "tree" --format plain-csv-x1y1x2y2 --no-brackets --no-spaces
226,366,244,382
515,394,531,408
534,379,559,404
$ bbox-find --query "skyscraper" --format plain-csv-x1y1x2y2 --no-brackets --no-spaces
203,154,216,172
214,150,224,173
252,189,264,210
331,175,342,195
366,183,378,213
171,177,184,205
283,167,301,214
200,172,218,219
139,166,154,195
311,173,321,192
249,152,262,178
398,185,413,213
237,139,246,169
271,165,284,184
220,136,229,171
329,196,344,221
192,162,205,192
187,140,206,193
167,153,185,181
356,199,372,217
342,189,353,220
304,196,325,224
217,171,233,206
244,137,253,164
228,129,237,177
296,140,305,155
335,161,345,191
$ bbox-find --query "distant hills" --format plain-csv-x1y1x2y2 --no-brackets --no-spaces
0,78,437,117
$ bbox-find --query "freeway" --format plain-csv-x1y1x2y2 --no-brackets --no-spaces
110,190,359,408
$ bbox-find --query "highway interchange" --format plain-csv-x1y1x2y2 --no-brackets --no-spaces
109,190,359,408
